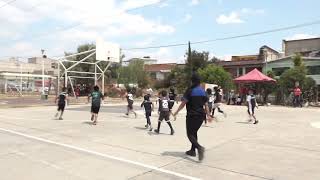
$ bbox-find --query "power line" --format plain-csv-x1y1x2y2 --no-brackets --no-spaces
123,19,320,50
0,0,17,9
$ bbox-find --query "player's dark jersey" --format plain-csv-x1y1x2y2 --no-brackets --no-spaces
141,100,153,111
183,86,208,117
159,97,170,112
169,92,176,102
214,91,222,103
90,91,103,107
58,92,67,104
126,93,134,104
249,94,256,107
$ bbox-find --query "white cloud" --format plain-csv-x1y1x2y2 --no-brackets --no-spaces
189,0,200,6
216,8,265,25
285,34,317,41
0,0,176,57
2,42,39,57
134,37,155,47
183,14,192,23
216,12,244,24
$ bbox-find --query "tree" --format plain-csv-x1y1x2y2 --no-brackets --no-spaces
197,64,234,91
279,54,316,98
209,56,222,63
293,53,303,67
165,66,189,93
118,59,149,88
186,50,209,71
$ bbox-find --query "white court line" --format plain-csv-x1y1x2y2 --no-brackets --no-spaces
311,122,320,128
0,127,201,180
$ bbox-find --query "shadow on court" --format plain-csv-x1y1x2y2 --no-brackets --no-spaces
82,121,94,125
235,121,251,124
69,105,140,114
161,151,199,163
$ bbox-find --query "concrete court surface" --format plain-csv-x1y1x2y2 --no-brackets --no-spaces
0,103,319,180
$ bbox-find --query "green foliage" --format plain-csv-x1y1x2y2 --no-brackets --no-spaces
166,66,190,93
279,56,316,95
186,50,209,72
197,64,234,91
118,60,149,88
293,53,303,67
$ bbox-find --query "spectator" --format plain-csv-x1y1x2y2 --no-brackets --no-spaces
293,86,302,107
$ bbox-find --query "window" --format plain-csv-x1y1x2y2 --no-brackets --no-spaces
272,67,290,76
238,68,243,76
307,66,320,75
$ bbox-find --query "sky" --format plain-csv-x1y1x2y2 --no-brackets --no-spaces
0,0,320,63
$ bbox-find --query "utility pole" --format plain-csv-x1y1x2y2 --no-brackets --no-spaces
41,49,45,95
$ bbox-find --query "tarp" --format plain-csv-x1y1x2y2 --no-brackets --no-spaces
234,68,276,83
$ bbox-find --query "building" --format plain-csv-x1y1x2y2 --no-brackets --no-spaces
0,57,59,93
266,56,320,85
122,57,157,66
144,63,176,81
215,45,280,78
283,37,320,56
0,57,58,75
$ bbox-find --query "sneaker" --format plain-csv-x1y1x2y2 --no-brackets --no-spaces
185,150,196,157
125,113,129,116
198,147,205,161
170,129,175,135
154,129,159,134
58,117,63,120
145,124,149,128
91,115,94,121
149,126,153,131
248,118,253,122
253,120,259,124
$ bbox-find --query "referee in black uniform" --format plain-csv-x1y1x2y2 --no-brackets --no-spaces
173,74,212,161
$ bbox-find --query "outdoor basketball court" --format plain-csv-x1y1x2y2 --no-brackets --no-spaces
0,104,319,180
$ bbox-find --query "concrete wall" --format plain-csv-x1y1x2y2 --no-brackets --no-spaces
266,57,320,84
283,38,320,56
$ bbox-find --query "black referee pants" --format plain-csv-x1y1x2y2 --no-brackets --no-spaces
186,116,204,151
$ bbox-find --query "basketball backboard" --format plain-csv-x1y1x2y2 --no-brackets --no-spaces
96,39,120,62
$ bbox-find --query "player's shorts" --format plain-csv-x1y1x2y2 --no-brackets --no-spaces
247,105,255,115
91,105,101,114
57,103,66,111
213,103,222,109
145,111,152,117
208,102,213,111
159,111,170,122
128,103,133,110
168,102,174,110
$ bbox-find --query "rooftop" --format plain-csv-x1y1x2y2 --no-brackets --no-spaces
283,37,320,43
215,60,264,67
144,63,176,72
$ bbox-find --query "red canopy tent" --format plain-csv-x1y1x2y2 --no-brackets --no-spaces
234,68,276,83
